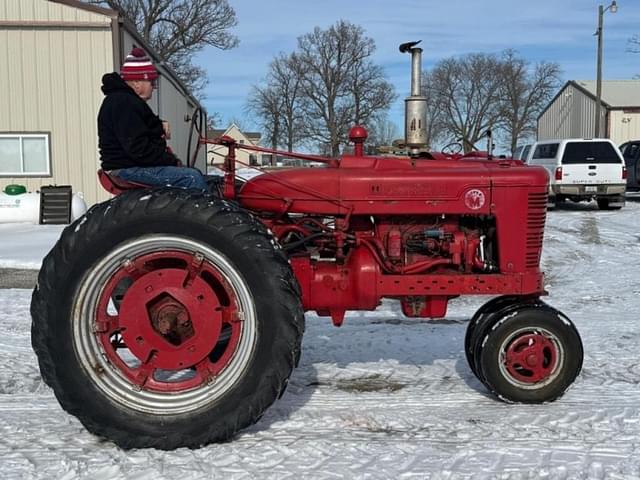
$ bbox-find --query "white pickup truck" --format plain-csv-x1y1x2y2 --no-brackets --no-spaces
527,138,626,210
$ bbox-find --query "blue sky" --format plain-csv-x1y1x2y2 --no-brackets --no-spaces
195,0,639,132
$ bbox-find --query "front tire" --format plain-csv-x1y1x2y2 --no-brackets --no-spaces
476,305,582,403
31,188,304,449
465,295,522,377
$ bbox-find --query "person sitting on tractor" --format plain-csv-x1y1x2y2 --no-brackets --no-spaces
98,47,208,191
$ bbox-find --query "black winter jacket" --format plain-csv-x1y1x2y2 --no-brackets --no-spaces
98,73,178,170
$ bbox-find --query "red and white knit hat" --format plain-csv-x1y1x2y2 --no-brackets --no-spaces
120,47,159,81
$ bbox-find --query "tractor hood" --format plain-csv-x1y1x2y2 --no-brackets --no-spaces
238,156,549,216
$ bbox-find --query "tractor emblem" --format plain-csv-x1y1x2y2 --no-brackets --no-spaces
464,189,485,210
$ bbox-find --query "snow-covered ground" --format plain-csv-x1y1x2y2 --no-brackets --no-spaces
1,198,640,479
0,223,64,269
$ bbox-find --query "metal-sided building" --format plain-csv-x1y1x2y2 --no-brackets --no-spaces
0,0,206,207
538,80,640,144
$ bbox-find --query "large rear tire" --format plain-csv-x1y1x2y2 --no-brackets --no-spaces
31,188,304,449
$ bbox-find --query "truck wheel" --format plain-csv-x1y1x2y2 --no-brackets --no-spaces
597,198,622,210
547,195,556,210
31,188,304,449
475,306,582,403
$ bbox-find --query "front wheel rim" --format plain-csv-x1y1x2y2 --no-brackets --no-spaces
497,326,564,390
72,235,257,415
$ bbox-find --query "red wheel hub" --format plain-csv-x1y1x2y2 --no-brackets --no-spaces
119,269,221,370
94,250,243,392
503,332,558,383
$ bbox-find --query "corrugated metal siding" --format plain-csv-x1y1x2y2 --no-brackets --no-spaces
0,0,109,23
609,110,640,145
160,86,205,171
0,0,113,206
0,1,206,207
574,80,640,108
538,83,607,140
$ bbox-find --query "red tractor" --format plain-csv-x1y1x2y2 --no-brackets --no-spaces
31,42,583,450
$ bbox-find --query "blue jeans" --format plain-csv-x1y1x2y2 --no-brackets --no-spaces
114,166,209,191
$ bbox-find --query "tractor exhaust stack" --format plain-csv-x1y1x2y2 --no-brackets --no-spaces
400,40,428,156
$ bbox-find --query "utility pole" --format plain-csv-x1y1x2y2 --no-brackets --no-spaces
594,1,618,138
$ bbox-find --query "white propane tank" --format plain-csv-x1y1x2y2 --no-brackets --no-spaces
0,190,88,224
71,192,88,221
0,192,40,223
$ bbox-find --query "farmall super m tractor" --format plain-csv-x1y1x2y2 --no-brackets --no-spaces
31,42,583,450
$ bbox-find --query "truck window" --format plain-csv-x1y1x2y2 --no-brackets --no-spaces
521,145,531,162
532,143,559,159
561,142,621,164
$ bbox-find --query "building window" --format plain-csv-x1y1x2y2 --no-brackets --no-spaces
0,133,51,176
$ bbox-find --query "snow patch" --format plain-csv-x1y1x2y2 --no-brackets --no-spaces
1,200,640,477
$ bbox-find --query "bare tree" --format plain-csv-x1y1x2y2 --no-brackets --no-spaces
364,114,399,152
247,54,306,157
85,0,238,93
226,117,247,132
294,21,395,157
206,112,221,131
421,72,448,150
350,58,396,126
499,50,561,155
269,54,304,152
272,55,307,152
247,84,282,165
629,35,640,78
430,53,504,153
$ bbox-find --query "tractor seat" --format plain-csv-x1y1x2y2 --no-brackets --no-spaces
98,169,151,195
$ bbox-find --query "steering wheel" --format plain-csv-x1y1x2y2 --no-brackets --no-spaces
186,107,205,168
441,141,463,155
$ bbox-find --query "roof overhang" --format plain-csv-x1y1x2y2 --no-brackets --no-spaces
49,0,117,18
48,0,204,112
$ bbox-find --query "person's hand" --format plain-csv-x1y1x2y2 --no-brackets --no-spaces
162,121,171,140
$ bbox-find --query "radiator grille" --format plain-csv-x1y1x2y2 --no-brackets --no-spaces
526,192,547,268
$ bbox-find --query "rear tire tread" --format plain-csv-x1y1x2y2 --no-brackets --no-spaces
31,188,305,449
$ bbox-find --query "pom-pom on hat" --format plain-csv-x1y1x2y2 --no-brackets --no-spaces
120,47,159,82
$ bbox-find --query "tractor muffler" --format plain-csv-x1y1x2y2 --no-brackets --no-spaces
400,40,428,156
